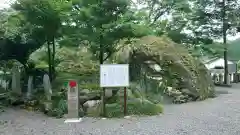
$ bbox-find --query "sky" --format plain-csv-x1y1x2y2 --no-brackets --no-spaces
0,0,11,9
1,0,240,41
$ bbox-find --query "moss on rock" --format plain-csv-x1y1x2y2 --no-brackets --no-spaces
115,35,215,102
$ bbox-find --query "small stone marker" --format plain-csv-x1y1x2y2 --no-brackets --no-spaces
27,76,33,99
219,74,223,84
43,74,52,111
11,66,21,95
227,74,231,85
64,80,82,123
43,74,52,101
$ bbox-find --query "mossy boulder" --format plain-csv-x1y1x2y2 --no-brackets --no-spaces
114,35,215,102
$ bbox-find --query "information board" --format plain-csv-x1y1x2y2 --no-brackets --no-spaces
100,64,129,87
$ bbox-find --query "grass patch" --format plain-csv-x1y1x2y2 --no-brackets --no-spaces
87,98,163,118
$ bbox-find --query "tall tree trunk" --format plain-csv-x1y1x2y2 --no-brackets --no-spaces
51,37,55,80
222,0,229,84
99,27,106,117
47,40,52,81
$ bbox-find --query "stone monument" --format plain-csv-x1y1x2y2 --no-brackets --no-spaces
64,80,81,123
43,74,52,111
27,76,33,99
11,66,21,95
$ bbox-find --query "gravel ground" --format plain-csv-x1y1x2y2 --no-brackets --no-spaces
1,85,240,135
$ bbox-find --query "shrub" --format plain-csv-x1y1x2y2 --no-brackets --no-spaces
79,83,100,91
106,98,163,118
46,99,67,118
86,98,163,118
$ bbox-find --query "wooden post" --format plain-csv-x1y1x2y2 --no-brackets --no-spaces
102,87,106,117
124,87,127,116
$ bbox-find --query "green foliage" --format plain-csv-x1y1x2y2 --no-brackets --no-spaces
0,8,44,65
87,98,163,118
228,38,240,61
79,83,100,91
0,38,42,65
0,0,228,118
189,0,240,38
115,36,215,101
47,99,67,118
55,47,98,74
0,91,24,106
12,0,73,79
63,0,150,62
105,99,163,118
12,0,71,36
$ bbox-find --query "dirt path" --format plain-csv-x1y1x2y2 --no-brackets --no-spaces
1,85,240,135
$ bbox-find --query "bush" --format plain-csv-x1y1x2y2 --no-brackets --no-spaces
79,83,100,91
46,99,67,118
100,98,162,118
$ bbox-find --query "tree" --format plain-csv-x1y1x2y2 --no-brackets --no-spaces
188,0,240,84
67,0,151,63
0,8,45,68
132,0,192,43
12,0,72,80
60,0,152,116
133,0,227,58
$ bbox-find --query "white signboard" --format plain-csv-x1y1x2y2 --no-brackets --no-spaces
100,64,129,87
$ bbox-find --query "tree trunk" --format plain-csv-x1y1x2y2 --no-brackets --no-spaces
51,37,56,80
47,40,52,81
222,0,229,84
99,27,106,117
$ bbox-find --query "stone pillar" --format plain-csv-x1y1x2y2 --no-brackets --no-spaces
219,73,223,84
66,80,80,120
43,74,52,111
11,66,21,95
27,76,33,99
213,74,217,84
227,74,231,85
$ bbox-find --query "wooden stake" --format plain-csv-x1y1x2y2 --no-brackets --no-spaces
102,87,106,117
124,87,127,116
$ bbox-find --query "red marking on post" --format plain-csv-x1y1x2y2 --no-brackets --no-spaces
69,80,77,88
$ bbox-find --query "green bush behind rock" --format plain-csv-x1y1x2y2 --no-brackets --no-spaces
106,98,163,118
87,89,163,118
87,99,163,118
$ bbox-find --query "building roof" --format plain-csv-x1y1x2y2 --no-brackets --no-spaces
201,56,237,64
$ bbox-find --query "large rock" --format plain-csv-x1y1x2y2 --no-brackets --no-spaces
11,66,21,95
105,89,113,98
115,35,215,101
79,91,101,106
83,100,101,108
79,89,90,96
79,95,89,104
85,100,102,117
